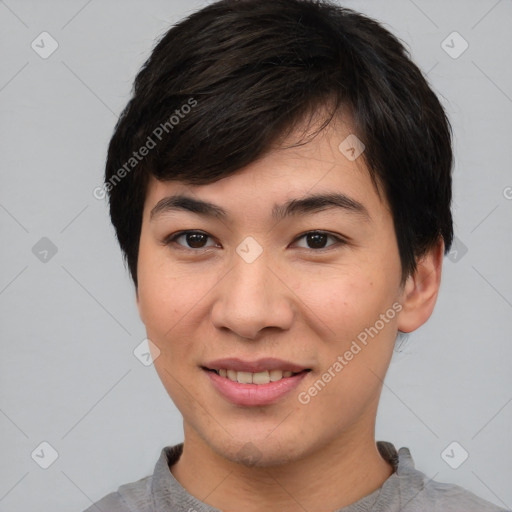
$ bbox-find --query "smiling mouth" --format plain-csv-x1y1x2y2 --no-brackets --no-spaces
203,367,311,385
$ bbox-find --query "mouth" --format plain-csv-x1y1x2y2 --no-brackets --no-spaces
201,359,312,406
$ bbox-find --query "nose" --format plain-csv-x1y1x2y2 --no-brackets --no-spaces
211,252,295,340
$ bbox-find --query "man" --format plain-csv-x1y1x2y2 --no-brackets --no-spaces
85,0,507,510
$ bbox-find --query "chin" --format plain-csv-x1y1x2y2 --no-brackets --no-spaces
206,432,309,468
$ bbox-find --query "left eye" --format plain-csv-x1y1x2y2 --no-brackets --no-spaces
293,231,343,250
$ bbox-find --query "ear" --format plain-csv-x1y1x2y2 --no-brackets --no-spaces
397,238,445,333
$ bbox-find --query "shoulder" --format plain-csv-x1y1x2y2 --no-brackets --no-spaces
406,478,509,511
81,475,153,512
395,447,508,512
81,444,183,512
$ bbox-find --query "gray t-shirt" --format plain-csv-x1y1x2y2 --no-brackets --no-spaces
83,441,508,511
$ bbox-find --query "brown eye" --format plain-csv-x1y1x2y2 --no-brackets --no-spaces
166,231,217,249
294,231,344,250
306,232,328,249
184,232,209,248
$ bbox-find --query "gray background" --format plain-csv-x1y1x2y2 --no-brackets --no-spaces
1,0,511,510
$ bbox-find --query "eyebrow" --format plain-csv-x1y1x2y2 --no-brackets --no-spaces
149,192,370,222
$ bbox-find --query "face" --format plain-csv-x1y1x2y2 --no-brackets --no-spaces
137,119,407,467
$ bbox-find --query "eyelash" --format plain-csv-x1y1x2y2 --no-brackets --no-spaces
163,230,347,253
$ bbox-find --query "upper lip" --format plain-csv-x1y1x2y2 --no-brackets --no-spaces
203,357,309,373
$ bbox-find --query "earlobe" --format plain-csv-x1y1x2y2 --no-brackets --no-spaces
397,239,445,333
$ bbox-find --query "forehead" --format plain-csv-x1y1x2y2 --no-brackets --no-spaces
143,115,385,222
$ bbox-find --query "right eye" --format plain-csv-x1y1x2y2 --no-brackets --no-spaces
164,230,219,250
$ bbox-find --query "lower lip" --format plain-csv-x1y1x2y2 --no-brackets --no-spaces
204,369,309,406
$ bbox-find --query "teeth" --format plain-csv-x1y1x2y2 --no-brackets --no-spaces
253,371,270,384
216,369,300,384
237,371,253,384
269,369,283,381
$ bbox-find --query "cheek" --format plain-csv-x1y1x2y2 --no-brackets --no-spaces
138,272,201,338
137,235,202,332
301,269,399,390
299,275,398,410
301,269,389,337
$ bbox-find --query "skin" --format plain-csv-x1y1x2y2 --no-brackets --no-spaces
136,117,444,512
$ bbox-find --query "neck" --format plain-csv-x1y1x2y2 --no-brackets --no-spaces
170,423,394,512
